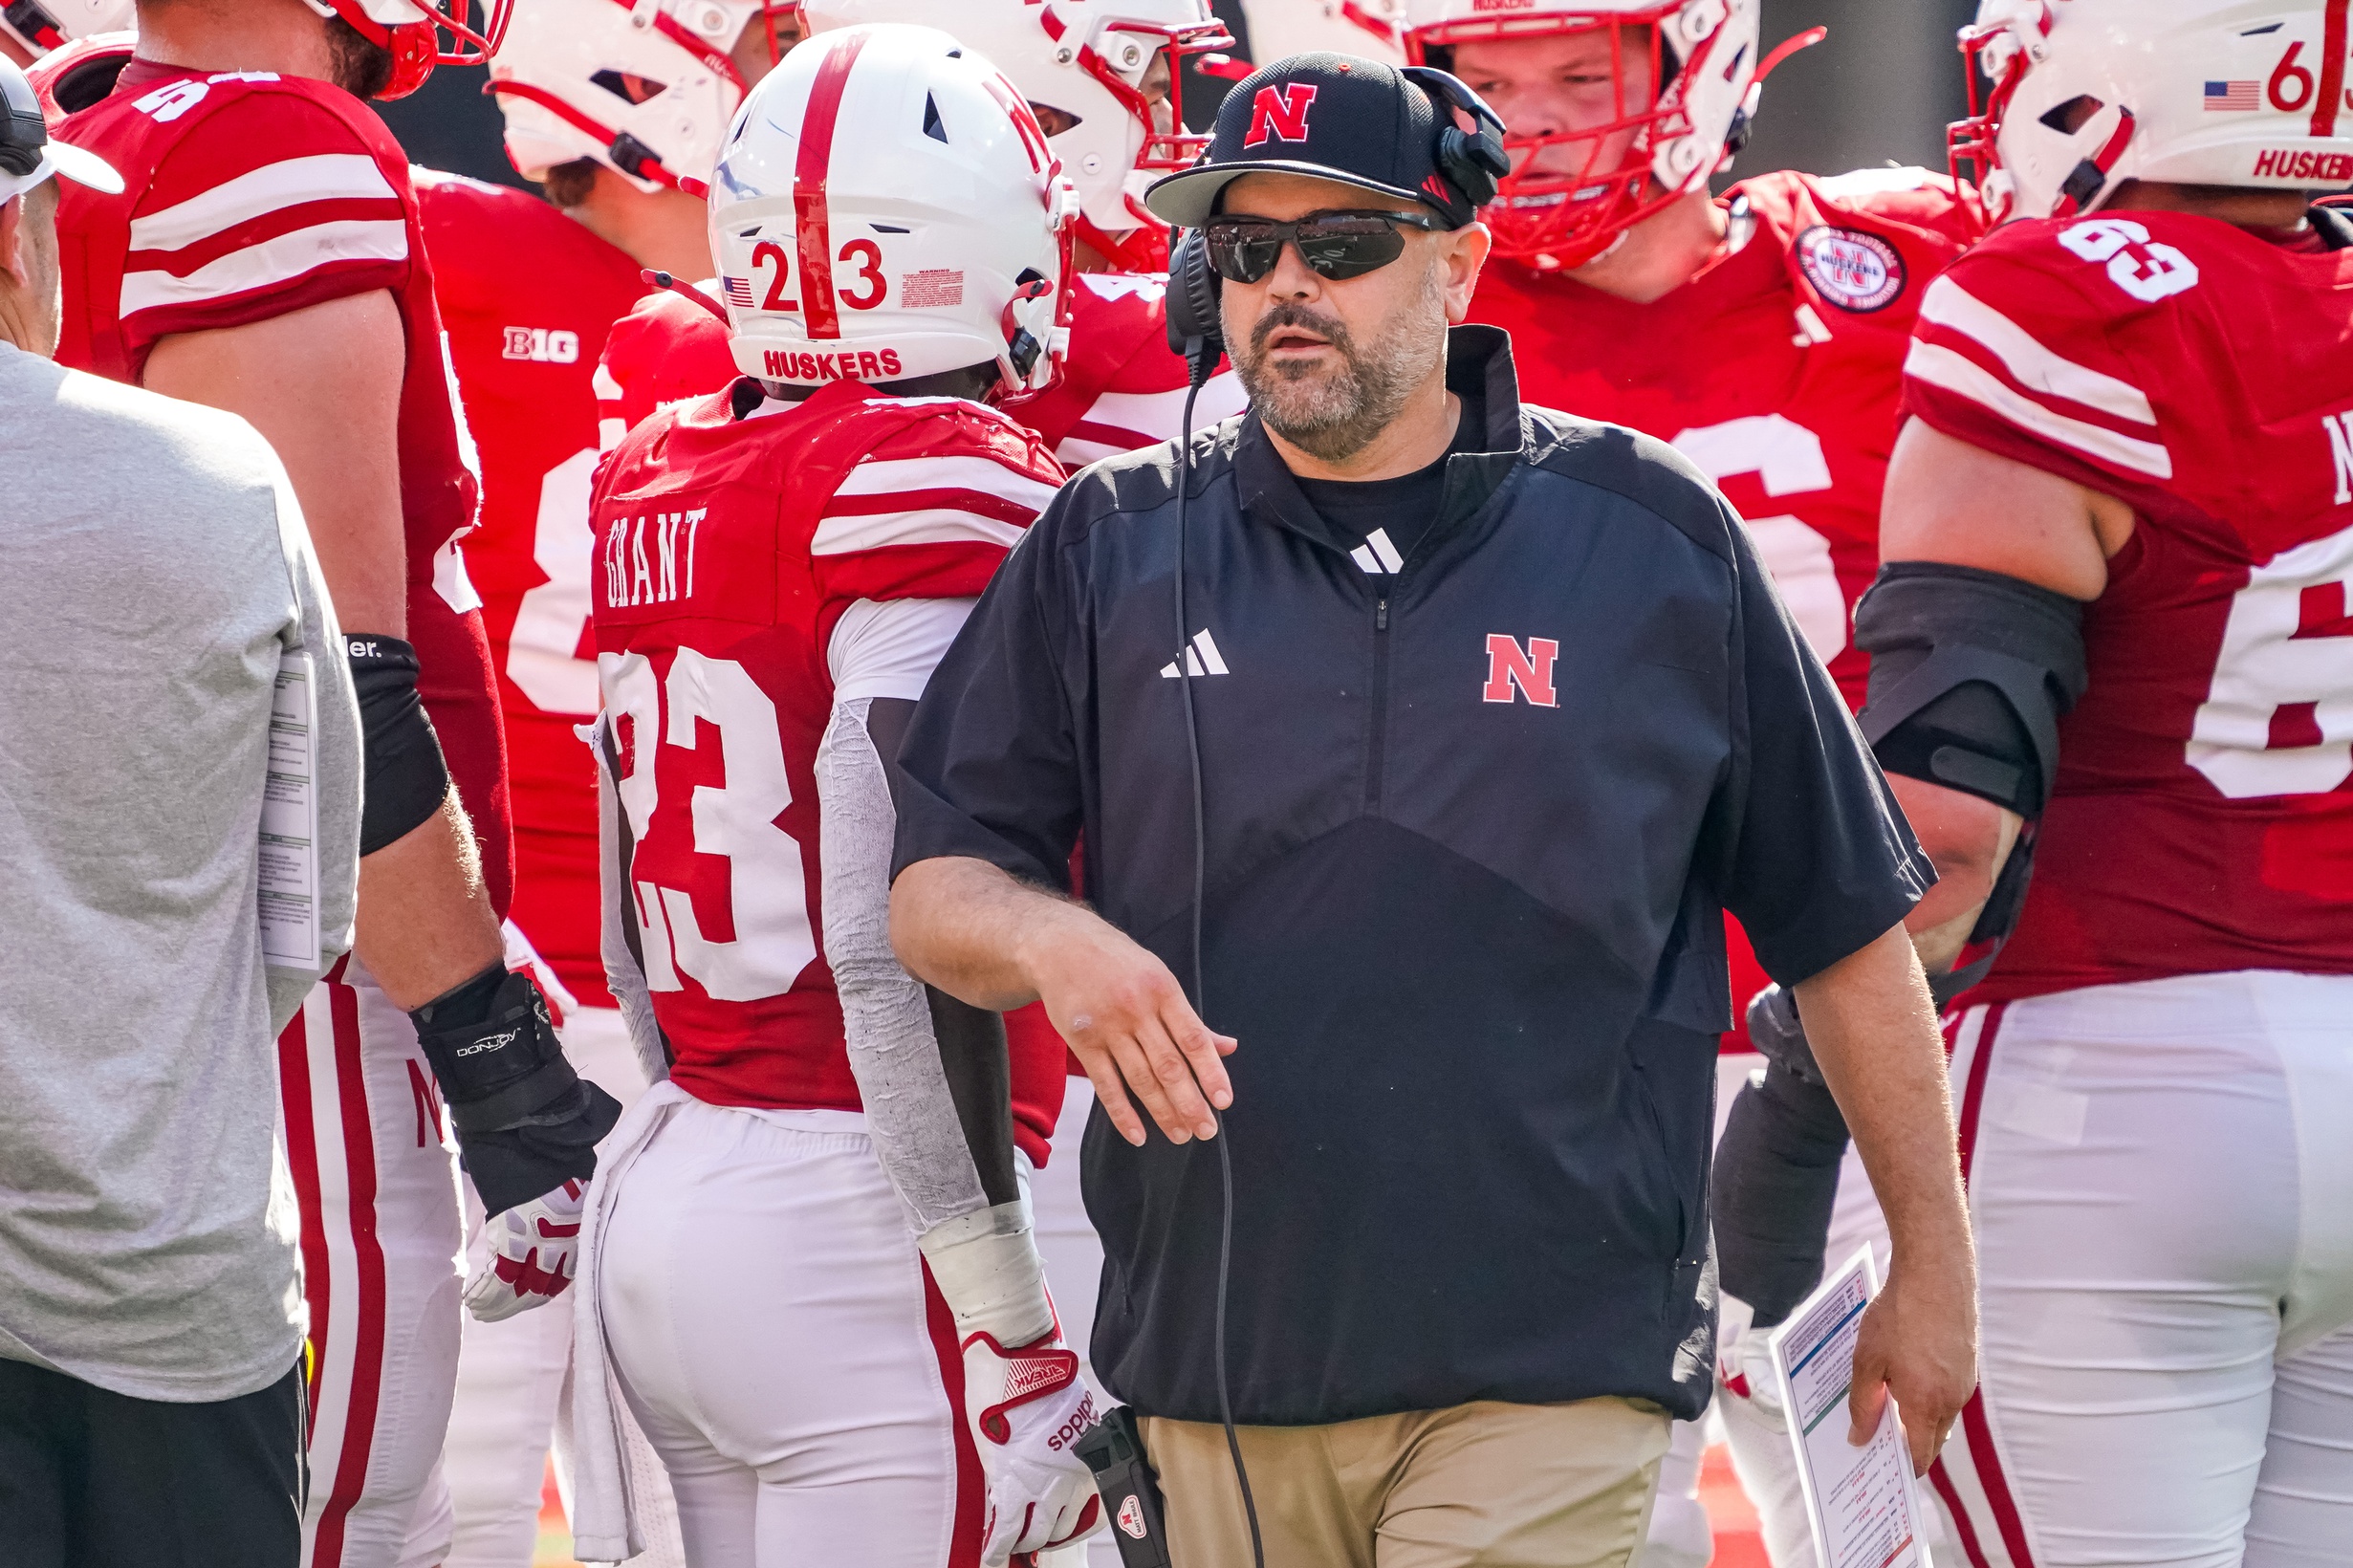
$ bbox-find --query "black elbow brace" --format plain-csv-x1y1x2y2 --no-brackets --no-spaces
410,966,621,1214
348,634,453,856
1854,563,2088,819
1712,987,1851,1327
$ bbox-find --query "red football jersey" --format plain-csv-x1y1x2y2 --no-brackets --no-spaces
1473,167,1988,1040
56,62,514,914
594,271,1247,467
590,380,1070,1162
1903,209,2353,1001
419,172,647,1006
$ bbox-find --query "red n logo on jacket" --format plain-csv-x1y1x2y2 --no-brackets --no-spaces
1243,83,1319,147
1483,635,1559,707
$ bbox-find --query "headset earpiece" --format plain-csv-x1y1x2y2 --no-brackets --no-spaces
1165,226,1224,387
1400,66,1511,216
2,68,48,178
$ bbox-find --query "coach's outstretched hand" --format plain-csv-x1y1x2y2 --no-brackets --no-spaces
889,856,1237,1147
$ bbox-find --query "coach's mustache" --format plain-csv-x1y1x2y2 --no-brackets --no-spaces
1248,302,1357,359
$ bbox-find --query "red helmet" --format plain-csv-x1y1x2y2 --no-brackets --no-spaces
300,0,512,100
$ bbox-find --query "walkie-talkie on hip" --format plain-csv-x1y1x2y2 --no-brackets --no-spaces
1075,1406,1173,1568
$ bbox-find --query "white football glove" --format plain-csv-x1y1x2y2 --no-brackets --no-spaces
961,1328,1106,1566
463,1179,585,1322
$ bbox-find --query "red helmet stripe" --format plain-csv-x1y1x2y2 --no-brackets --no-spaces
794,27,868,340
2314,0,2348,137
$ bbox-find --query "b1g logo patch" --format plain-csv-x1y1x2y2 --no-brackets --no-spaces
1795,226,1906,312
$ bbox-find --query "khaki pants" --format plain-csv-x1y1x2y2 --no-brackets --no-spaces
1139,1397,1670,1568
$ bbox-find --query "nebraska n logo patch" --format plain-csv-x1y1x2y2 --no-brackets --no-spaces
1482,634,1558,707
1243,83,1318,146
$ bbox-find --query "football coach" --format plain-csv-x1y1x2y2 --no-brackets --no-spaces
889,54,1976,1567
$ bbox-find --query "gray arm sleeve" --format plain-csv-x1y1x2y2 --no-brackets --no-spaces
267,460,359,1034
817,696,992,1233
587,714,669,1088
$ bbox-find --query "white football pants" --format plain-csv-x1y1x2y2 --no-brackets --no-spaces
440,1004,684,1568
596,1097,978,1566
280,962,464,1568
1931,970,2353,1568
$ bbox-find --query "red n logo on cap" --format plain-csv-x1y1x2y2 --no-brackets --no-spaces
1243,83,1319,147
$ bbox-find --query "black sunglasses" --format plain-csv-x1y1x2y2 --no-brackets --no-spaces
1201,208,1446,284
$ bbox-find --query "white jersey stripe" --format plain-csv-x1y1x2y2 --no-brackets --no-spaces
810,507,1028,556
1080,374,1250,445
1918,276,2157,425
836,454,1060,513
1905,341,2173,480
127,154,398,253
120,218,409,316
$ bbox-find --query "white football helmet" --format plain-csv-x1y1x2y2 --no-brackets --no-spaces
0,0,133,60
802,0,1230,271
1404,0,1782,269
490,0,798,192
1952,0,2353,224
1240,0,1405,68
709,23,1078,395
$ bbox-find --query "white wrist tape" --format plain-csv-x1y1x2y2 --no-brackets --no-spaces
919,1200,1056,1348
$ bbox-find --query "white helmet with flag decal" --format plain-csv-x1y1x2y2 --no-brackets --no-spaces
490,0,799,192
1403,0,1807,269
1950,0,2353,225
1240,0,1405,68
709,22,1078,395
801,0,1230,272
0,0,133,60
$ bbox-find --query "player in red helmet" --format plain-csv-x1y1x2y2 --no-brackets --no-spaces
563,24,1103,1566
1401,3,1987,1563
412,4,799,1563
1876,2,2353,1561
52,0,625,1562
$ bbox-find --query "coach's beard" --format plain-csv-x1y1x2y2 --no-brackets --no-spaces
1231,266,1449,465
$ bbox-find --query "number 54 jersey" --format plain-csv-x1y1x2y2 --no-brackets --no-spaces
1903,207,2353,1001
588,378,1070,1160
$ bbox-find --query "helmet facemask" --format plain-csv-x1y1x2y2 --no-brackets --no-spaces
1406,0,1767,271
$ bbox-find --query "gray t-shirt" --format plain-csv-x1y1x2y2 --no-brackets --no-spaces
0,343,360,1403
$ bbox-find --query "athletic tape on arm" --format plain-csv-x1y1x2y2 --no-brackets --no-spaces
586,714,668,1088
816,695,998,1232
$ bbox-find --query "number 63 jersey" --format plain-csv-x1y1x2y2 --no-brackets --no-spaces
1903,207,2353,1001
588,378,1070,1160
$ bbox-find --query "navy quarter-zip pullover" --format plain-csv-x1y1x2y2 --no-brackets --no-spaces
893,326,1929,1426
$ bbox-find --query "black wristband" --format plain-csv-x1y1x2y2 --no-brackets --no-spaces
348,633,452,855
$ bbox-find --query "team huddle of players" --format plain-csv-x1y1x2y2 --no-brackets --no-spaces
11,0,2353,1563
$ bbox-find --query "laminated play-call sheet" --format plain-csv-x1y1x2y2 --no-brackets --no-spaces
258,648,321,970
1768,1245,1928,1568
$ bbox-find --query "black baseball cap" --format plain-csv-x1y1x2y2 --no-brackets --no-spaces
1144,54,1477,230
